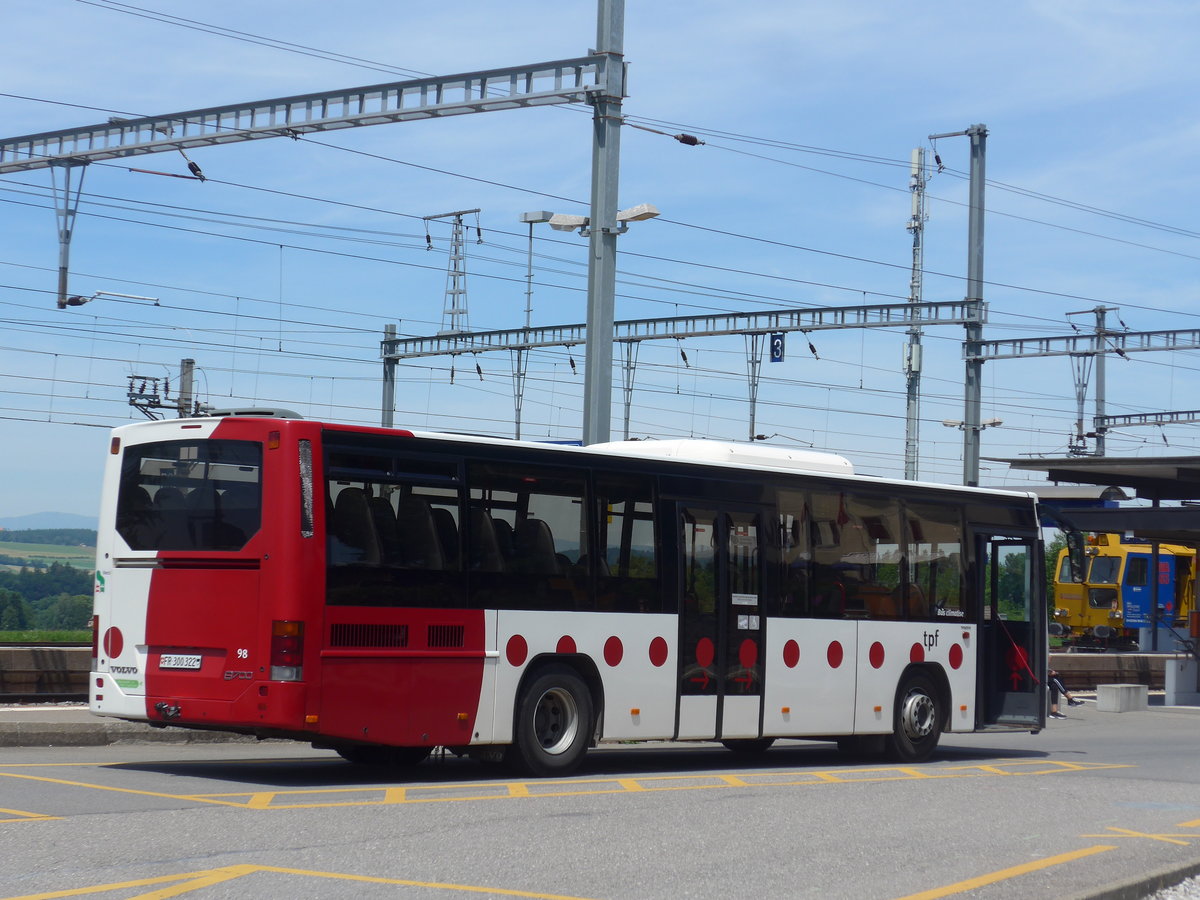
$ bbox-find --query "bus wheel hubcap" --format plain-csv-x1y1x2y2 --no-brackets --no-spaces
901,690,935,741
533,687,579,755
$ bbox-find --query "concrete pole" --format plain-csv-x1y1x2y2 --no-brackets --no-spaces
962,125,987,486
177,358,195,418
382,323,396,428
582,0,625,446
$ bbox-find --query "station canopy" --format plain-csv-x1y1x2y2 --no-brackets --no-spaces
990,455,1200,545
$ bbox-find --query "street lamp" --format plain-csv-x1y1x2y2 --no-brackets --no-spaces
547,203,660,236
535,204,660,446
58,290,159,310
942,417,1002,430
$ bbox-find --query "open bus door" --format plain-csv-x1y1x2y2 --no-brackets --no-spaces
979,536,1045,729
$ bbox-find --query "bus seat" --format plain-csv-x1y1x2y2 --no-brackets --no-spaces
219,484,259,541
394,496,444,570
431,507,459,568
331,487,381,564
152,486,189,547
468,507,504,572
492,518,515,565
514,518,559,575
117,484,156,549
367,496,403,564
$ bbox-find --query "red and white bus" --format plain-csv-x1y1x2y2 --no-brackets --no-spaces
90,413,1046,775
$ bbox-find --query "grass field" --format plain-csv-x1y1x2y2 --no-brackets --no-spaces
0,540,94,567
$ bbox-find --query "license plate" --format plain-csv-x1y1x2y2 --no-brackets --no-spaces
160,654,202,670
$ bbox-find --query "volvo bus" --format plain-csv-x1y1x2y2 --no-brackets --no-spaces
90,414,1046,775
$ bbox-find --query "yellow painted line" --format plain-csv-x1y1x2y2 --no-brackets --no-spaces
1180,818,1200,828
0,758,1134,813
0,866,253,900
1081,826,1194,846
0,863,603,900
893,844,1118,900
0,807,61,823
212,759,1131,810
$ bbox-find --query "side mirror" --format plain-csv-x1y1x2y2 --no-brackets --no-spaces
1065,532,1086,584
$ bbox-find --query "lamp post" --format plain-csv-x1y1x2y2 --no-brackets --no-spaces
513,211,554,439
57,290,159,310
544,204,659,445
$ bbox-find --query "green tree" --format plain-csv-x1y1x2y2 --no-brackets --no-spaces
0,589,31,629
33,593,93,630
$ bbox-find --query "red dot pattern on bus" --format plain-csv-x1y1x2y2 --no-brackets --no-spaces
949,643,964,669
505,634,527,667
649,636,669,667
869,641,885,669
501,632,968,676
604,635,624,667
783,639,800,668
738,638,758,669
827,640,844,668
103,627,123,659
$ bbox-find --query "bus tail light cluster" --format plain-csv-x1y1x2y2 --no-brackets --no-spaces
90,615,99,663
270,620,304,681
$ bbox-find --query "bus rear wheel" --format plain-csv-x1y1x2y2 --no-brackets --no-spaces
886,671,942,763
507,665,593,777
335,745,432,767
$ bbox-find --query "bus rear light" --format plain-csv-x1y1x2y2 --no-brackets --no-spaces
110,437,121,455
306,714,319,725
90,615,99,662
270,620,304,681
268,430,280,450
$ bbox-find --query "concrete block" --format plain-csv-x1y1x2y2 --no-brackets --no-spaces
1096,683,1149,712
1164,656,1200,706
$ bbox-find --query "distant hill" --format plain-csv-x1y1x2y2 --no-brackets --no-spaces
0,512,99,531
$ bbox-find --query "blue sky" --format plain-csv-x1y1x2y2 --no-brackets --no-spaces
2,0,1199,518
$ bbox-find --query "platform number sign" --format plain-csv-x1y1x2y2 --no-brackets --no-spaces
769,333,785,363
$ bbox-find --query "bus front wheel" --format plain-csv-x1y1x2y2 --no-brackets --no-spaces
507,665,593,777
886,671,942,763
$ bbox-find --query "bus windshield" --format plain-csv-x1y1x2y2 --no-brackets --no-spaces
116,439,262,551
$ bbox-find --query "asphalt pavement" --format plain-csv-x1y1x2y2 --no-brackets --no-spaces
5,698,1200,899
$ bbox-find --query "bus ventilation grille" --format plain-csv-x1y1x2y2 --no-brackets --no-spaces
329,623,409,648
427,625,466,648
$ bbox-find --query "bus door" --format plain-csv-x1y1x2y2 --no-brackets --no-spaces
979,536,1044,728
677,504,765,741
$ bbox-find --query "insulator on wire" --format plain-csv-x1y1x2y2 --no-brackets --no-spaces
680,349,690,367
476,363,484,381
475,226,483,244
449,364,455,384
569,355,577,375
425,233,432,250
674,133,703,146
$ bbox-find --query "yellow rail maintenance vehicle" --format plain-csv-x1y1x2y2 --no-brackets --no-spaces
1052,534,1195,651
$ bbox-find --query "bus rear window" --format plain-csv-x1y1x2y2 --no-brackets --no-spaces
116,439,262,551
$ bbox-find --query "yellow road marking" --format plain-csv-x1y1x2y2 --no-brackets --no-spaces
0,758,1131,812
1081,826,1194,846
893,844,1118,900
0,807,60,823
1,863,602,900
